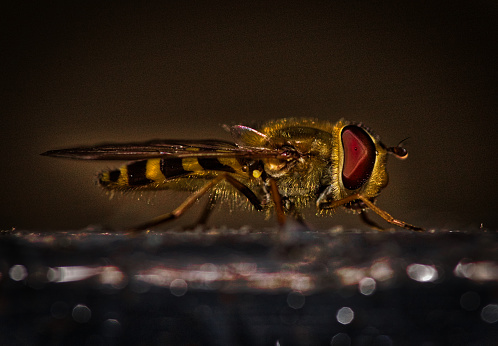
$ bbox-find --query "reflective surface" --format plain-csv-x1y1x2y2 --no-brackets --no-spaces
1,227,498,345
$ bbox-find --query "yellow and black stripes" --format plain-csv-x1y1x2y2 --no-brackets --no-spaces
99,157,243,189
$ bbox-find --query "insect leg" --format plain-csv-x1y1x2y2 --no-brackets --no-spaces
319,194,424,232
268,178,286,226
127,175,225,233
359,210,384,231
195,192,218,226
356,196,424,232
223,174,264,212
179,192,219,231
127,173,263,233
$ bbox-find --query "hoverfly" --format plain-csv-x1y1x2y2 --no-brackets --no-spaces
42,118,423,232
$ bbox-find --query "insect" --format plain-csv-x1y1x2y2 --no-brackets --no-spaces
42,118,423,232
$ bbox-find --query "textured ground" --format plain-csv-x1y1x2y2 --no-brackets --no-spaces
1,226,497,345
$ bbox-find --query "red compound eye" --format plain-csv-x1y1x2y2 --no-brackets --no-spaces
341,125,376,190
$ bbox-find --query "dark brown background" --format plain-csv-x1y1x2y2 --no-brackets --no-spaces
1,1,497,231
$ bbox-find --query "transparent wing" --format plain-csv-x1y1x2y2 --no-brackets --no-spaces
41,139,289,161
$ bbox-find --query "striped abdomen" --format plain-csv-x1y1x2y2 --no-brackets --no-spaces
98,157,249,190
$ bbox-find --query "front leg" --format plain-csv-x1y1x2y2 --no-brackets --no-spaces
318,193,424,232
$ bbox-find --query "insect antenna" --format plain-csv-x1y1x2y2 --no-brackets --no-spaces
387,137,410,159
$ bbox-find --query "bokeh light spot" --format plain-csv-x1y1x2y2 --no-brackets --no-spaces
358,277,376,295
170,279,188,297
9,264,27,281
406,264,438,282
102,318,121,337
287,291,305,309
330,332,351,346
72,304,91,323
481,304,498,323
336,307,354,325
